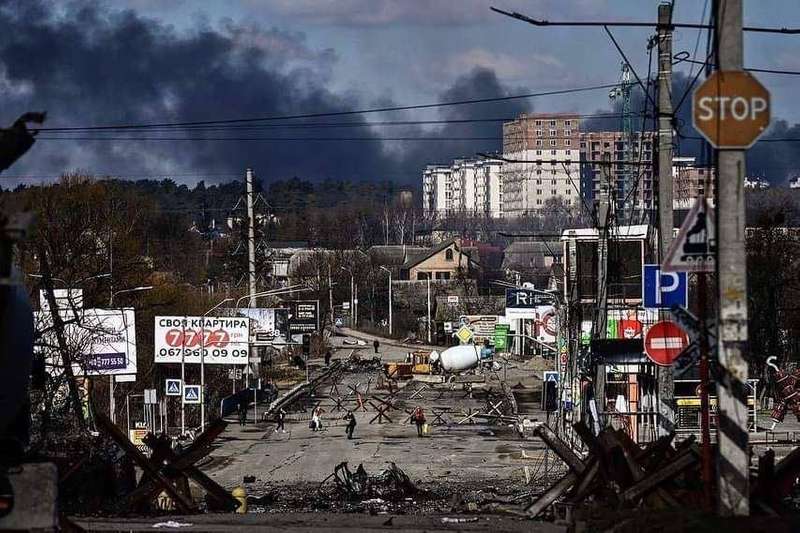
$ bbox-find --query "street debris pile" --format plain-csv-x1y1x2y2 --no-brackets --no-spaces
329,462,418,501
525,422,800,527
341,355,383,373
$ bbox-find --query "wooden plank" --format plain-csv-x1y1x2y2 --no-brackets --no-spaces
93,411,195,513
525,471,577,517
620,449,698,502
534,424,586,473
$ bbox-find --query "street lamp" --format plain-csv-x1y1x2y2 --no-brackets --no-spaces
340,266,355,327
379,266,393,336
109,285,153,306
107,284,152,425
199,297,234,431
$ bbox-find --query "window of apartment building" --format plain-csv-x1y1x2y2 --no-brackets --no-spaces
549,120,556,126
565,120,572,126
550,160,557,166
550,140,557,146
565,139,571,146
535,119,542,126
551,150,557,155
565,159,572,166
536,140,542,146
537,179,542,184
549,129,556,136
551,169,557,176
565,129,572,136
537,199,543,205
551,189,557,195
536,189,542,195
552,179,557,185
565,189,571,195
536,129,542,136
536,169,542,175
535,150,542,155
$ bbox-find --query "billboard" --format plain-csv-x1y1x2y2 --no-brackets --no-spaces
221,307,289,345
35,308,137,376
153,316,249,365
288,301,319,333
505,288,554,320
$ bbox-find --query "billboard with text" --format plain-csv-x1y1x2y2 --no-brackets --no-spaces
153,316,249,364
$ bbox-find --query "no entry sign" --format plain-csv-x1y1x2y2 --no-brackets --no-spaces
645,321,689,366
693,70,770,149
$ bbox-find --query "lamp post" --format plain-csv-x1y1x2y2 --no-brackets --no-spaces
340,266,355,328
107,285,152,425
427,274,432,343
379,266,393,336
200,297,233,431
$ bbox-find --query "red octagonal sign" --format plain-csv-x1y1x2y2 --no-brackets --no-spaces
645,321,689,366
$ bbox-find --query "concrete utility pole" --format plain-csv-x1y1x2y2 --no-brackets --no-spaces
656,1,676,438
594,153,612,424
714,0,750,516
245,168,257,390
246,168,257,309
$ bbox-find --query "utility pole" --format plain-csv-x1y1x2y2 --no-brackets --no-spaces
328,263,334,328
656,1,676,438
427,275,432,344
245,168,257,390
714,0,750,516
594,153,612,427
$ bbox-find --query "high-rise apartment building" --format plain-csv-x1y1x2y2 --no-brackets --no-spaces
422,158,503,218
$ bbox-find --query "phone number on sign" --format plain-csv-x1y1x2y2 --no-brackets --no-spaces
157,348,248,359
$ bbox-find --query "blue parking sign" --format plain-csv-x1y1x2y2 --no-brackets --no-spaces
643,265,687,308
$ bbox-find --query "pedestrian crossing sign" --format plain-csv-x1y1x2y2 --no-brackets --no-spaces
165,379,182,396
183,384,201,404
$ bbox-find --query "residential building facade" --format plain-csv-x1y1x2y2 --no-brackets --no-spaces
422,158,503,218
673,156,716,210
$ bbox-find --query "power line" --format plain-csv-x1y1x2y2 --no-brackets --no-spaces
489,7,800,33
37,83,620,132
675,56,800,76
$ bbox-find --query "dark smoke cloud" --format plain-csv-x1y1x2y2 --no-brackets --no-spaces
582,71,800,184
0,0,529,186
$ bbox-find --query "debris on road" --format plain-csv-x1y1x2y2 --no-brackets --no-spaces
329,462,418,502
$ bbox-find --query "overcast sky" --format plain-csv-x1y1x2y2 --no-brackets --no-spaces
2,0,800,185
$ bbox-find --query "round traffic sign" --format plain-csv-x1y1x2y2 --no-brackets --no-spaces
644,321,689,366
692,70,770,149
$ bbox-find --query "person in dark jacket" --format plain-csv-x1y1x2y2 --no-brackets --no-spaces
324,350,332,366
373,339,380,353
344,411,357,440
238,398,248,427
275,408,287,433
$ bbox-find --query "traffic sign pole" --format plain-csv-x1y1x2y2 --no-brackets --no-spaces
713,0,751,516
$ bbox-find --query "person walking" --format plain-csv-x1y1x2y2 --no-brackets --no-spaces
373,339,380,354
324,350,332,366
238,398,248,428
412,406,426,437
344,411,357,440
311,406,323,432
275,407,287,433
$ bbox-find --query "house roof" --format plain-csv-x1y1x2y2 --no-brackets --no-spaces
502,241,562,270
401,239,476,270
368,245,428,267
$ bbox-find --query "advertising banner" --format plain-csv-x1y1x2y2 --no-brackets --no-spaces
505,288,554,320
289,301,319,333
535,305,559,344
221,307,290,345
153,316,249,364
35,308,137,376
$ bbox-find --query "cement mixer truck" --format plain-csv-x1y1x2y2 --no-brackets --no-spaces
429,344,494,373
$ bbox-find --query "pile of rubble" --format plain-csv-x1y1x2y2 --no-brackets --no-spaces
329,462,418,501
341,355,384,373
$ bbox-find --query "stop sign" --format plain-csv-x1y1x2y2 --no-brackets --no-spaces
644,321,689,366
693,71,770,149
